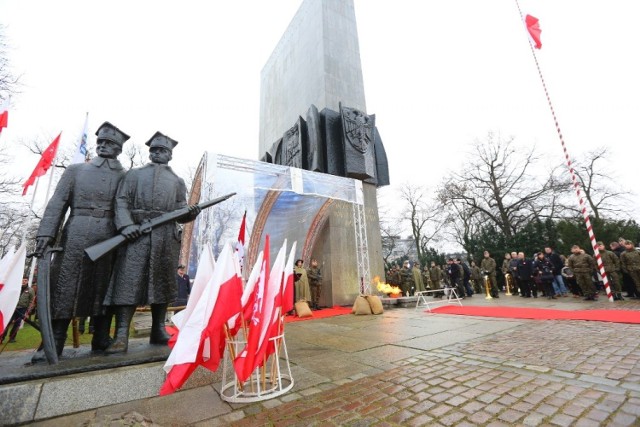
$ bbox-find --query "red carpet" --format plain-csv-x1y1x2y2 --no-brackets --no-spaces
429,305,640,324
285,306,352,323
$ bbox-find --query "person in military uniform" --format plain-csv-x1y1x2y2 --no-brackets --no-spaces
480,250,499,298
32,122,129,358
620,240,640,298
399,260,414,296
412,262,425,293
470,261,482,294
597,241,623,300
306,258,322,310
567,244,598,300
429,261,443,297
421,266,431,290
103,132,201,353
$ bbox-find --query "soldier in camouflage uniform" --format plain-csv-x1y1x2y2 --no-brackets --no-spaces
567,245,598,300
470,261,482,294
422,266,431,290
480,250,499,298
597,241,623,300
429,261,443,297
620,240,640,298
400,260,415,296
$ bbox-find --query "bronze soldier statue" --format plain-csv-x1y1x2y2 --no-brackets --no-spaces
103,132,201,353
33,122,130,359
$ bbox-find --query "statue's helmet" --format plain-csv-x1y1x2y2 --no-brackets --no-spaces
95,121,130,147
145,131,178,151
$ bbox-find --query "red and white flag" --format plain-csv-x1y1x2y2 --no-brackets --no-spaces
235,210,247,272
0,244,27,335
227,250,264,337
0,98,9,134
160,243,242,395
281,241,297,314
22,132,62,196
234,235,285,383
525,14,542,49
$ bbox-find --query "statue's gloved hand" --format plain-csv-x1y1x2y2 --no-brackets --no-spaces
33,237,53,258
121,225,142,241
186,204,201,220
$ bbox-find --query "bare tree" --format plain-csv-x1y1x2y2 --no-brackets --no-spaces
122,140,147,170
400,183,445,261
439,132,567,241
0,24,20,100
570,147,631,220
377,199,402,266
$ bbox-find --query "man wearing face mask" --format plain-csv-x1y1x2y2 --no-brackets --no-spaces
103,131,201,353
30,122,129,360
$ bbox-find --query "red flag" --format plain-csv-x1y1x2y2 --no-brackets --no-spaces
0,98,8,133
235,211,247,271
227,250,264,337
22,132,61,196
525,14,542,49
282,242,297,313
160,243,243,395
233,235,276,383
0,244,27,335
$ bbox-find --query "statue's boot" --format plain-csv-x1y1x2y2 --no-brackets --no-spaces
104,306,136,354
91,314,113,352
31,318,70,363
149,304,171,345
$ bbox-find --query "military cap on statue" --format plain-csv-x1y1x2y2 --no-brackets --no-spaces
95,121,130,147
145,131,179,151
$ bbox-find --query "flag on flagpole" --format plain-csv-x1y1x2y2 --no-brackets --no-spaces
0,244,27,335
282,241,297,314
160,243,242,395
525,14,542,49
227,250,264,337
236,210,247,272
71,113,89,164
22,132,62,196
0,98,9,134
234,237,290,383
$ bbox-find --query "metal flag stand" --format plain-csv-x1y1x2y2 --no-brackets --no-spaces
220,321,294,403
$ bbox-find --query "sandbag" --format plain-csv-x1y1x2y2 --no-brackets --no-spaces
366,295,384,315
352,295,372,315
295,300,313,318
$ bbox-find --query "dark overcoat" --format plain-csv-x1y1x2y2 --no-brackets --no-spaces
104,163,188,306
36,157,125,318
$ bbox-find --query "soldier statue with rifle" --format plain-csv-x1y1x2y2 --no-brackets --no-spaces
32,122,130,362
102,131,201,354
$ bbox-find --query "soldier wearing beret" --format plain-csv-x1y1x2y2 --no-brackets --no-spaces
103,132,201,353
33,122,130,359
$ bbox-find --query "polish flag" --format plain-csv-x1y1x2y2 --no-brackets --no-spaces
281,241,297,314
0,98,8,134
0,244,27,335
235,211,247,272
525,14,542,49
234,236,289,383
71,113,89,164
227,250,264,337
22,132,62,196
160,243,242,395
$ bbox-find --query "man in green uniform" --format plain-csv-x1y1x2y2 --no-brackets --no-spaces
480,250,499,298
567,245,597,300
307,258,323,310
620,240,640,298
400,260,415,296
597,241,623,300
412,262,425,293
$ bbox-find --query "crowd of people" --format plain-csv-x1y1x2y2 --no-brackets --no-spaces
385,238,640,302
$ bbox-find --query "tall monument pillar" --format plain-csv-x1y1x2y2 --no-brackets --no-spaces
259,0,385,305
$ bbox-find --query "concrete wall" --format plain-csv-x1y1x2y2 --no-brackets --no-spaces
259,0,366,156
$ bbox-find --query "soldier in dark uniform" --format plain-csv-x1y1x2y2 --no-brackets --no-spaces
33,122,130,358
620,240,640,298
103,132,201,353
307,258,323,310
597,241,623,300
429,261,443,297
399,260,414,296
480,250,499,298
567,245,597,300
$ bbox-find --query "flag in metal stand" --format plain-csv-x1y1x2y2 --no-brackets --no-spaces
71,113,89,164
0,244,27,335
22,132,61,196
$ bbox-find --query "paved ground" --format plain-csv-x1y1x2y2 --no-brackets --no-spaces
29,294,640,426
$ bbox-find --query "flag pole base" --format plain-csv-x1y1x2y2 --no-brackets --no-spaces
220,332,294,403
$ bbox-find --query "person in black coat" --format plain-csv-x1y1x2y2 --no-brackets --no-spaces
516,252,537,298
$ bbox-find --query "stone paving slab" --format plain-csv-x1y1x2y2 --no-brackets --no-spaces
13,296,640,426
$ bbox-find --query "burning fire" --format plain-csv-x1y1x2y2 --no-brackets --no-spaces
373,276,401,296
